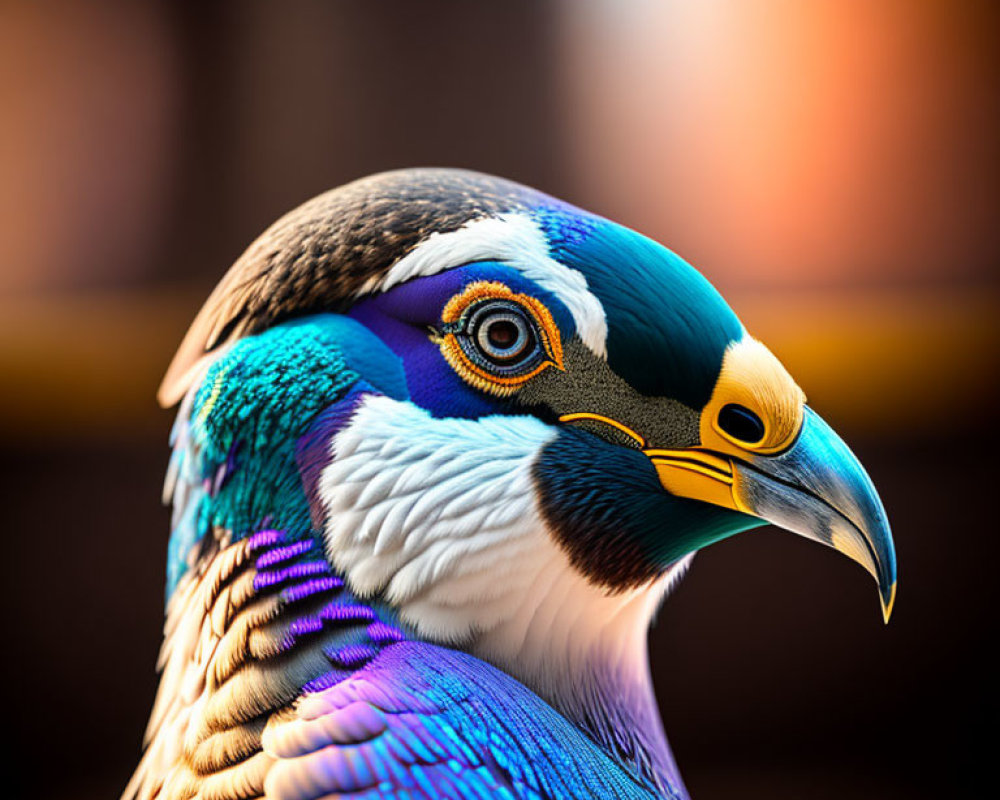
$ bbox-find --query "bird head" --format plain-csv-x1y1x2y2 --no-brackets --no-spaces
161,169,896,649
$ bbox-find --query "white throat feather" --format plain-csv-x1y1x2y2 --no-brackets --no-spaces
316,394,691,787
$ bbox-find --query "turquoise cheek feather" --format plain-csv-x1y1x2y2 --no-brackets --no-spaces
540,211,743,409
165,315,407,599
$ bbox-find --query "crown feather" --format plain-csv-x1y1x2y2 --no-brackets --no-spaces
158,168,545,406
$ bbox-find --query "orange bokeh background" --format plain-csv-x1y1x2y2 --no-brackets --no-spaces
2,2,996,799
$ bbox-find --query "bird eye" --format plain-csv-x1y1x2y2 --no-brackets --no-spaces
717,403,766,445
474,308,533,364
461,299,542,375
438,281,564,396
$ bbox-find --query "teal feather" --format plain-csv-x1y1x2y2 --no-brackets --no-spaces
167,314,406,597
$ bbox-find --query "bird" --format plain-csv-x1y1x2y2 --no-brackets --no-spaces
125,168,896,800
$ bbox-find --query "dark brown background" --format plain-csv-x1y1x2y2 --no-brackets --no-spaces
2,2,997,798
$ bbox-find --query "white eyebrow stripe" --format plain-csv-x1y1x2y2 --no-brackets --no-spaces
372,212,608,358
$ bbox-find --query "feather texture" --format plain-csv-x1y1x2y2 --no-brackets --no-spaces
261,642,672,800
130,313,686,799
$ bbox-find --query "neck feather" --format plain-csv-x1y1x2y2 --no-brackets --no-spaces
473,548,691,792
315,394,690,792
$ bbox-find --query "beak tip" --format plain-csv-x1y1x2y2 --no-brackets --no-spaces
880,580,897,625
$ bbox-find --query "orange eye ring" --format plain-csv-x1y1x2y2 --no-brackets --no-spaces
439,281,564,396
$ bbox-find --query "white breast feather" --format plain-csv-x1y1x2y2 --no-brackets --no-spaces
317,394,692,683
318,394,557,642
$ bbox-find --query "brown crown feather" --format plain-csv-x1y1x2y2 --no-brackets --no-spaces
158,168,545,407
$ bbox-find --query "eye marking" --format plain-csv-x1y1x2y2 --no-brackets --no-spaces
717,403,766,445
558,412,647,447
701,336,806,456
439,281,564,396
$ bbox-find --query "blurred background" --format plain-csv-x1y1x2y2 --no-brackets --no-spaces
2,1,997,798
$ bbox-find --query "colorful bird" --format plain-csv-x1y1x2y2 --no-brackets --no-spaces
126,168,896,800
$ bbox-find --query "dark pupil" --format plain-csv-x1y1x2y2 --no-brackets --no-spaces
487,320,519,350
718,403,766,444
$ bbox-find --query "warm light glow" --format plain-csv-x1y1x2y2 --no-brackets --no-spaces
557,0,994,287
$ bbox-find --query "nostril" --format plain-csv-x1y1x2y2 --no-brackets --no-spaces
718,403,766,445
